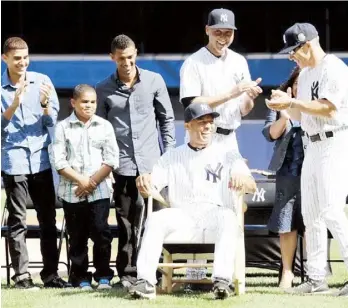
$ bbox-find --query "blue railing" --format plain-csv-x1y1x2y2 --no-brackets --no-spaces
2,53,348,88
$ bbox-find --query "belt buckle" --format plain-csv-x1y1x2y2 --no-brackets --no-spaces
319,132,326,141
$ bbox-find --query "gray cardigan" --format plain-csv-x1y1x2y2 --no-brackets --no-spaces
262,109,294,172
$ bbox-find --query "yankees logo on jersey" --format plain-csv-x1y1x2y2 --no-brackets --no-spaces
311,81,319,100
205,162,223,183
297,54,348,135
150,144,251,208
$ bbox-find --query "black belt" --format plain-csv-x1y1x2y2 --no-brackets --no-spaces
309,131,334,142
216,127,234,135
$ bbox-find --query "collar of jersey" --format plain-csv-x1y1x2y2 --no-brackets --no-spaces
187,143,207,152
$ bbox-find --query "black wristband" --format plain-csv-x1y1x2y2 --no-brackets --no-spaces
40,102,48,108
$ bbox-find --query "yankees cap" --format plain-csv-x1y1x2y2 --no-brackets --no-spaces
184,103,220,123
279,23,319,54
207,8,237,30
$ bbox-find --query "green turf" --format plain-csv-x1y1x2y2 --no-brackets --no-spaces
1,263,347,308
1,190,347,307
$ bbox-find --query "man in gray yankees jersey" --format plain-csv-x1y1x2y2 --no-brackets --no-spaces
266,23,348,297
180,8,262,152
179,7,262,285
128,103,256,300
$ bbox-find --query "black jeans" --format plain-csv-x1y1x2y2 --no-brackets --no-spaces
2,169,59,283
113,173,163,282
63,198,114,286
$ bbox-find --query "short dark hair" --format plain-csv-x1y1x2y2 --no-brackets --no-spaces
111,34,135,53
72,84,96,100
279,66,301,92
3,37,28,54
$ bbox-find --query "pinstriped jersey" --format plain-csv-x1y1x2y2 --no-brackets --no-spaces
180,47,252,130
297,54,348,135
151,143,251,210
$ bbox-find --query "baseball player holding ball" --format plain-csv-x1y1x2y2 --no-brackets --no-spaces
266,23,348,297
180,8,262,151
179,7,262,285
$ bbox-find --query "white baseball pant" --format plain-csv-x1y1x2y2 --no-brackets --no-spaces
301,130,348,280
136,204,238,285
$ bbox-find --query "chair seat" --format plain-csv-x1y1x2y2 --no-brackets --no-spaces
245,224,271,237
1,223,66,239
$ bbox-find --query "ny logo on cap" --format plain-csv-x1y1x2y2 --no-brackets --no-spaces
297,33,306,42
283,34,287,44
201,104,209,111
220,13,228,23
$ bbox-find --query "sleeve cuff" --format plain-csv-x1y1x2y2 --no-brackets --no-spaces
55,162,70,171
103,160,119,170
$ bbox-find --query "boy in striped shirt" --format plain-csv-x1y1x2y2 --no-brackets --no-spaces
50,84,119,290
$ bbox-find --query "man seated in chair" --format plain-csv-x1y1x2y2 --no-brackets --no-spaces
129,103,256,300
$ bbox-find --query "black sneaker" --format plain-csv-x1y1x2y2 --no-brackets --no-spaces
285,278,329,295
337,281,348,297
14,278,40,290
213,280,233,300
128,279,156,300
44,276,72,289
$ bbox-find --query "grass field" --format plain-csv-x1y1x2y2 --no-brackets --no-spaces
1,191,348,307
1,262,348,308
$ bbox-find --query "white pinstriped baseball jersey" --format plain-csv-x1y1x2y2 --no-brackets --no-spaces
151,143,251,210
297,54,348,135
180,47,252,131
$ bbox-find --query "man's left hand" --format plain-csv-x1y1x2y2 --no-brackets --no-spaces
229,174,257,193
39,82,52,105
266,88,294,111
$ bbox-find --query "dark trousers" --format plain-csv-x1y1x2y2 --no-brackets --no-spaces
113,173,162,281
63,198,114,286
2,169,59,283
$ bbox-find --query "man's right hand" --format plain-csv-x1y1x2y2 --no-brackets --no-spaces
12,81,28,108
75,176,97,197
230,77,262,99
136,173,153,197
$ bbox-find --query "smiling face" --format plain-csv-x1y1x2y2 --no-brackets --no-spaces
110,46,137,79
2,48,29,78
288,42,312,68
185,114,215,147
206,27,234,56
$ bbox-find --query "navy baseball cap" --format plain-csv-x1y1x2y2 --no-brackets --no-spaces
184,103,220,123
207,8,237,30
279,23,319,54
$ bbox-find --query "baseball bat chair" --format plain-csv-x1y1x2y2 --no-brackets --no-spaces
146,190,248,296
